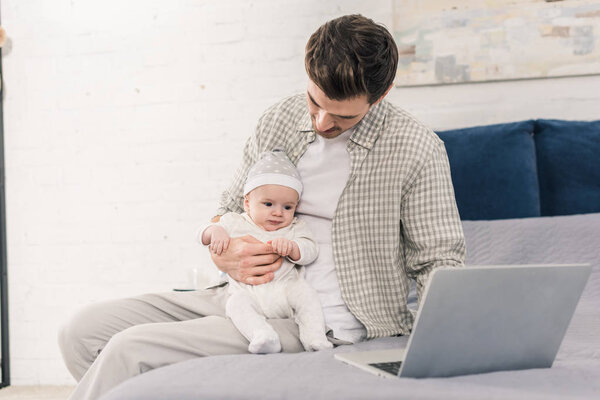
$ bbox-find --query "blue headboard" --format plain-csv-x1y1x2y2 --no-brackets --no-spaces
436,119,600,221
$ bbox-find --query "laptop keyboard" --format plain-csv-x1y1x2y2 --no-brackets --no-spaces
369,361,403,375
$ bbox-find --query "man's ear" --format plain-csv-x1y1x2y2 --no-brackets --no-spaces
371,83,394,106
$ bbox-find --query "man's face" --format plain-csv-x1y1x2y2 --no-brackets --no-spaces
306,79,371,139
244,185,299,232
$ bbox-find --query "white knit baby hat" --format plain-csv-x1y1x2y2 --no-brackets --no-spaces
243,150,303,197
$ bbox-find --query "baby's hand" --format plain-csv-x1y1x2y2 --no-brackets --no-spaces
209,226,230,255
268,238,299,260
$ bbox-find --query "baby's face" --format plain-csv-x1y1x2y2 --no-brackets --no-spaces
244,185,299,231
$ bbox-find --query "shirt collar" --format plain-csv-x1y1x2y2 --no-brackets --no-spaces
296,99,387,150
349,100,387,150
298,111,313,133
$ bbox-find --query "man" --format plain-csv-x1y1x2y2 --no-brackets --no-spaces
59,14,465,400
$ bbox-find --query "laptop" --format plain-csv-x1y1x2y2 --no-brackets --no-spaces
335,263,591,378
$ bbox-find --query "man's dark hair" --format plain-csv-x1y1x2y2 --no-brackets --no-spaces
305,14,398,104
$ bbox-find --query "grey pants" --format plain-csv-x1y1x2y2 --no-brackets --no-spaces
58,285,311,400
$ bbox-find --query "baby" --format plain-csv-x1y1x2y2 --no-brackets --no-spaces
201,150,333,354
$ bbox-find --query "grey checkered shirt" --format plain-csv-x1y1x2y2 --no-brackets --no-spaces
217,94,466,339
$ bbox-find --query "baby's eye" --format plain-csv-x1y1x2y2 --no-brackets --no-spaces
264,202,272,207
284,205,293,210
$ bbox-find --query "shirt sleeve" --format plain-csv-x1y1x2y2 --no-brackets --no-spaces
288,218,319,265
400,140,466,304
215,118,267,217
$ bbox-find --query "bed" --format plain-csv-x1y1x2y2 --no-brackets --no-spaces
101,212,600,399
100,119,600,399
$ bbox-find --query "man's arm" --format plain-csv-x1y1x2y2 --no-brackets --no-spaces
210,122,282,284
210,101,290,284
215,111,269,216
401,140,466,303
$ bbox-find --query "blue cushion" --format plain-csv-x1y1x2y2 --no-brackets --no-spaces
534,119,600,216
436,121,540,220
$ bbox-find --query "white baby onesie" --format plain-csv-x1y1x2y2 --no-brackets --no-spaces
208,212,332,354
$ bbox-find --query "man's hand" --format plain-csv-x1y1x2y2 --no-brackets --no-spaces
211,235,283,285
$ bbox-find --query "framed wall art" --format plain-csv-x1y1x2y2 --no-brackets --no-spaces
393,0,600,86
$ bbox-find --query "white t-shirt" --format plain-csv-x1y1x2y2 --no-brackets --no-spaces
295,128,367,343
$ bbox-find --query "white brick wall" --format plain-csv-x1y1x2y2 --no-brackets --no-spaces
1,0,599,385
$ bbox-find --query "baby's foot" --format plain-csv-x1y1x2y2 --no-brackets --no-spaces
300,331,334,352
248,330,281,354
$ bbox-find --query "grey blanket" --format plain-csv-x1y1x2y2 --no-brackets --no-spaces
102,213,600,400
